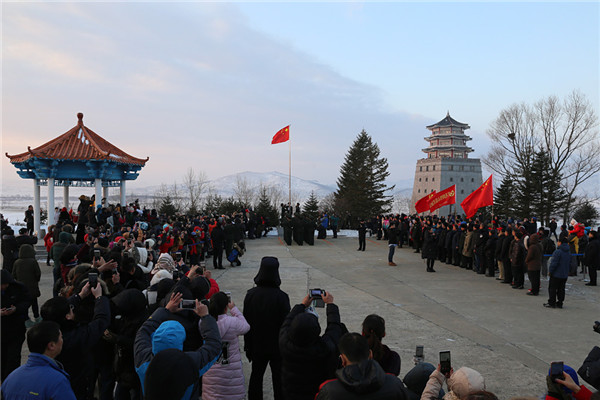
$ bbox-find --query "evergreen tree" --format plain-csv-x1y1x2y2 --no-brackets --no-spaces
204,193,223,215
255,186,279,227
159,195,178,217
530,150,568,226
573,202,599,226
334,130,394,223
494,175,516,219
302,191,320,222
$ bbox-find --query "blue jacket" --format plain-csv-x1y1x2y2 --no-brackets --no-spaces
134,307,221,399
549,243,571,279
0,353,77,400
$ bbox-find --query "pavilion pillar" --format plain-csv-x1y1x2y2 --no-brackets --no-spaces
95,179,102,209
63,185,69,210
120,180,126,206
48,178,55,230
102,186,109,206
33,179,41,239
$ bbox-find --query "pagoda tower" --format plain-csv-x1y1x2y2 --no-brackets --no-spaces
410,112,482,216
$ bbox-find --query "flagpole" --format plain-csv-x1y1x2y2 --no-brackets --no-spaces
289,130,292,205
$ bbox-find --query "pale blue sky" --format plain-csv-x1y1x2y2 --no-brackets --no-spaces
2,1,598,195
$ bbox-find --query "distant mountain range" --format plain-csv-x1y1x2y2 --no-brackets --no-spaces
1,171,414,207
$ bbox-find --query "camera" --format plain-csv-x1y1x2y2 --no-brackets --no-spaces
180,299,196,309
172,270,181,280
224,291,231,302
309,288,325,308
593,321,600,334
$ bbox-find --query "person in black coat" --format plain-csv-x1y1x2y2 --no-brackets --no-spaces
1,228,19,273
1,269,31,380
357,220,367,251
314,333,409,400
243,257,291,400
484,229,498,277
422,226,438,272
501,228,514,284
40,280,111,399
279,291,346,400
584,231,600,286
211,220,226,269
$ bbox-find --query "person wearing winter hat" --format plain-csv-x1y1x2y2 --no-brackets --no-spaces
584,231,600,286
545,364,594,400
144,348,198,400
12,243,42,327
403,362,445,400
244,256,291,400
134,292,221,399
421,365,486,400
279,290,346,400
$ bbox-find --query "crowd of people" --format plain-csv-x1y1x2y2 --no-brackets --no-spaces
371,214,599,309
1,197,600,400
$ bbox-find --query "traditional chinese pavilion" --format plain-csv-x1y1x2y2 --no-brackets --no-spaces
6,113,148,237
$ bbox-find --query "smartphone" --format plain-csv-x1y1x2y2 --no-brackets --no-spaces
175,251,182,262
416,345,424,358
440,351,451,374
224,291,231,302
180,299,196,309
88,272,98,289
550,361,564,382
93,249,101,260
309,289,325,308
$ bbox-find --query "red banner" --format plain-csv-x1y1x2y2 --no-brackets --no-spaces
429,185,456,212
461,175,494,219
271,125,290,144
415,191,436,213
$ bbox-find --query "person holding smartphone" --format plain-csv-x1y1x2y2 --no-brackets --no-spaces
420,360,486,400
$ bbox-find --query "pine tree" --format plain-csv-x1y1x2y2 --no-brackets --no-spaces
255,186,279,227
302,191,320,222
530,151,567,226
573,202,599,226
493,175,516,219
334,130,394,223
159,195,178,217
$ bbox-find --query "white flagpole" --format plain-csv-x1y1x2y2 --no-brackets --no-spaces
289,128,292,205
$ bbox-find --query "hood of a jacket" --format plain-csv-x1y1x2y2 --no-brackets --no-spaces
151,320,186,355
447,367,485,399
253,256,281,287
558,242,570,253
336,359,385,394
289,312,321,346
403,362,442,398
58,231,72,244
528,234,540,245
111,289,147,317
18,243,36,259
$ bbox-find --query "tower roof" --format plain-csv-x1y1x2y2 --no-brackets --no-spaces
6,113,149,166
426,112,470,130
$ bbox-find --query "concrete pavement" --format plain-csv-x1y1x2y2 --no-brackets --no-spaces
28,236,600,399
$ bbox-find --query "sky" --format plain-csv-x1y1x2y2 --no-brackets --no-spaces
2,1,598,196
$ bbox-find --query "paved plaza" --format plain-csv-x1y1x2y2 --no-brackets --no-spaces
30,235,600,399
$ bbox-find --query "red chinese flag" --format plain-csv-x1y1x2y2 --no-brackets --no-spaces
271,125,290,144
461,175,494,219
428,185,456,212
415,191,436,213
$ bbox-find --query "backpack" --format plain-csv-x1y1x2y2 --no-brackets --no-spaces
227,249,239,262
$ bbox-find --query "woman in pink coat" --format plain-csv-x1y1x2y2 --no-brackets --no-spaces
201,291,250,400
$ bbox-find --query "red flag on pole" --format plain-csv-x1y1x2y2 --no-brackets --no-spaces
415,191,436,213
460,175,494,219
271,125,290,144
428,185,456,212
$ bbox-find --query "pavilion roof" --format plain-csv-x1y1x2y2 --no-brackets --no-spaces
6,113,149,166
426,112,470,130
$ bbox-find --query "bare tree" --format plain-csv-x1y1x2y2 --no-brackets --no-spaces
182,168,209,214
393,193,412,215
483,90,599,220
234,176,256,208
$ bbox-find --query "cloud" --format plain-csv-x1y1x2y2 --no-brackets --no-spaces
2,2,432,195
